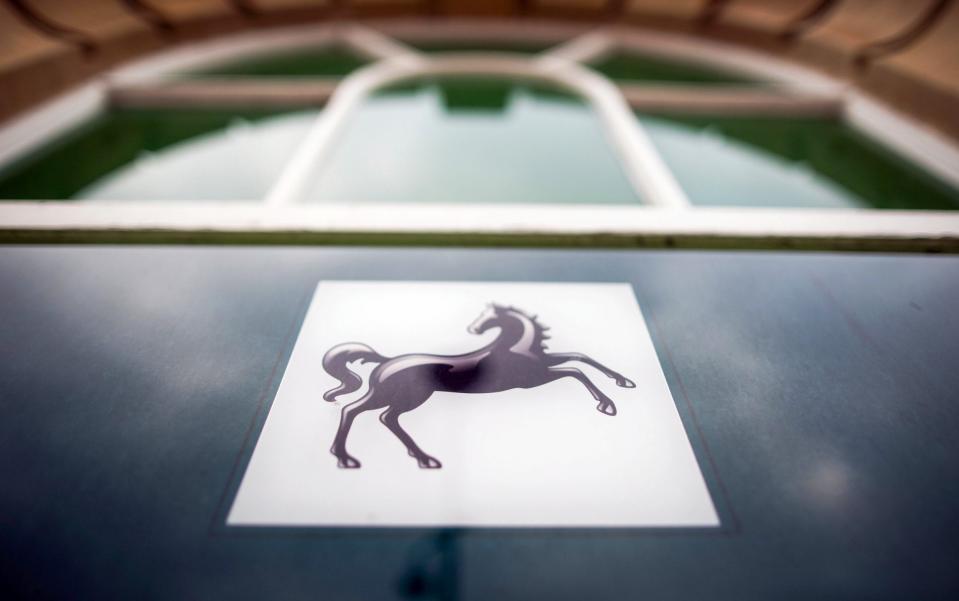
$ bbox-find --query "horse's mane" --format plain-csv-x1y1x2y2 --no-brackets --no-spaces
498,304,551,352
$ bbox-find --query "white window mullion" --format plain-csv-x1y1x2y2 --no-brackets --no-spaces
263,27,427,207
263,57,425,206
340,24,423,62
536,54,691,208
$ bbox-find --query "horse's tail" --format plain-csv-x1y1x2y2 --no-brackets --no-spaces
322,342,387,402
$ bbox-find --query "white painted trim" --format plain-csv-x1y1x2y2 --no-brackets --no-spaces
0,82,106,169
107,24,345,85
266,51,689,207
605,26,959,193
102,20,582,87
263,56,426,206
536,55,689,207
2,202,957,247
610,26,842,94
98,21,959,193
340,24,421,61
263,25,426,207
845,94,959,191
541,29,614,64
0,17,957,238
5,20,955,183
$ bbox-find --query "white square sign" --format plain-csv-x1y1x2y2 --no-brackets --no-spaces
228,281,719,528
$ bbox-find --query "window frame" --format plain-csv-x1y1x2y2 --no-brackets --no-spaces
1,19,958,252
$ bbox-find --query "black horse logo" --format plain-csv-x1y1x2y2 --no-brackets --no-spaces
322,303,635,469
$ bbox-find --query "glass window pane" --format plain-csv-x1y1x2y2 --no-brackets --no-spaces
0,109,316,201
637,113,959,210
302,76,641,205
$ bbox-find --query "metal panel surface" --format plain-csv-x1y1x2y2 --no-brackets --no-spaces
1,246,957,600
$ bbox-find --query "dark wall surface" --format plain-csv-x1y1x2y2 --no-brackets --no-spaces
1,245,957,600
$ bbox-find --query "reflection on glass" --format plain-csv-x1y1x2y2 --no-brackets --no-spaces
589,51,758,85
397,531,460,600
0,109,316,201
638,113,959,210
185,44,369,78
304,76,641,205
804,458,852,513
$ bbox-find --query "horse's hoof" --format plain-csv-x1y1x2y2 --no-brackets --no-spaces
336,455,361,469
417,456,442,469
597,402,617,416
617,377,636,389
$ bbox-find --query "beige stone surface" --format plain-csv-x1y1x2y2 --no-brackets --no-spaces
862,1,959,141
793,0,938,72
0,3,85,123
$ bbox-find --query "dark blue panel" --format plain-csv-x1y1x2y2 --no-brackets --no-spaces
1,246,957,600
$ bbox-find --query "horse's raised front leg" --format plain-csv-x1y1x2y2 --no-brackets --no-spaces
546,366,617,416
379,408,442,469
547,352,635,389
330,398,369,468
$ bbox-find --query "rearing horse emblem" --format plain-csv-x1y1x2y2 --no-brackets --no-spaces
322,303,636,469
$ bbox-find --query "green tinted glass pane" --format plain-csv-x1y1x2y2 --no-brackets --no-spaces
404,40,557,54
187,44,369,78
590,51,757,85
303,76,640,205
638,113,959,210
0,109,315,201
